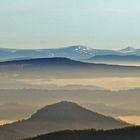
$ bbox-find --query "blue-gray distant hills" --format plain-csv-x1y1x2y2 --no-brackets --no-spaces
88,55,140,65
0,46,140,61
0,57,140,78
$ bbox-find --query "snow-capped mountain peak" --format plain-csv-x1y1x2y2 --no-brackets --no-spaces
65,45,94,55
67,45,91,51
74,46,92,52
120,46,137,53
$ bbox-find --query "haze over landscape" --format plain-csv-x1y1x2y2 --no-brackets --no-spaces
0,0,140,140
1,0,140,49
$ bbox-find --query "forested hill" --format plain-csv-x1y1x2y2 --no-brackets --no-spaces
27,126,140,140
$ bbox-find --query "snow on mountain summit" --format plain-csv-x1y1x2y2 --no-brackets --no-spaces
120,46,137,53
0,46,140,61
65,45,94,55
68,45,92,51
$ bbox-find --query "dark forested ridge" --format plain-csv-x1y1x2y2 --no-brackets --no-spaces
26,126,140,140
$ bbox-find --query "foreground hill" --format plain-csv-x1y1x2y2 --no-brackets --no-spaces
1,101,129,140
27,126,140,140
0,88,140,121
0,89,140,121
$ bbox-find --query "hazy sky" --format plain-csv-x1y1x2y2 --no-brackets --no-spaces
0,0,140,49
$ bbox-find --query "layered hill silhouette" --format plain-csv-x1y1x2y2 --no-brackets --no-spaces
0,57,140,78
27,126,140,140
0,57,84,66
1,101,129,140
88,55,140,65
0,102,35,120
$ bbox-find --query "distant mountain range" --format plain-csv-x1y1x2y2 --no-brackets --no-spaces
27,127,140,140
0,46,140,61
1,101,129,140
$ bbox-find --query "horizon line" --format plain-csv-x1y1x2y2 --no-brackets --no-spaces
0,45,135,51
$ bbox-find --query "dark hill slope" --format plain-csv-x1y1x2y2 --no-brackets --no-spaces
27,126,140,140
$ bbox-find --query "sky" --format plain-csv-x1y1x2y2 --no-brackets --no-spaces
0,0,140,49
